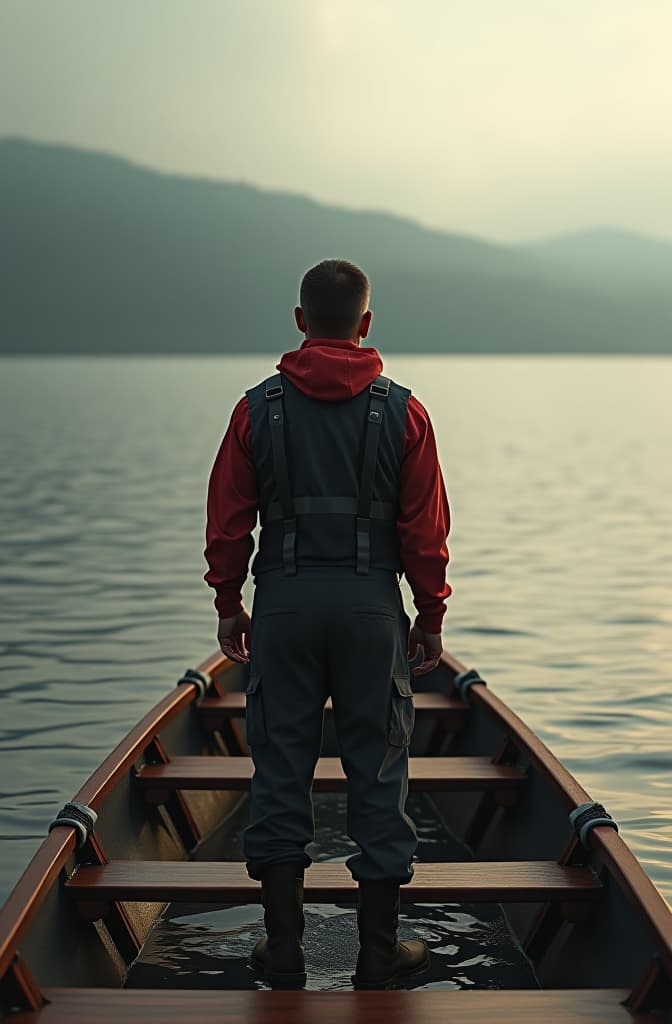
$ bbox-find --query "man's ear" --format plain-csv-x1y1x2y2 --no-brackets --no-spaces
294,306,307,334
359,310,373,339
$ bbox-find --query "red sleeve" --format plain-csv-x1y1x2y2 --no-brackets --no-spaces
203,396,258,618
397,394,451,633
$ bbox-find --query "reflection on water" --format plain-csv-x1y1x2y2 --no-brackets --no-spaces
0,356,670,906
127,795,537,990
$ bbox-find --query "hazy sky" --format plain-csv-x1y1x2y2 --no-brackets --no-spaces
1,0,671,241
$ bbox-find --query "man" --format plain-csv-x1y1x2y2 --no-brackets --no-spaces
204,259,451,989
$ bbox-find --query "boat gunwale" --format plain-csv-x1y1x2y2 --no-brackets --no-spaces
0,651,225,981
0,648,670,992
441,650,672,977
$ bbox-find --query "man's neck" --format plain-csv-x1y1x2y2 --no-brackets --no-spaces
304,335,360,347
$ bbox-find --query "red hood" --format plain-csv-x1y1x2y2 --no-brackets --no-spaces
277,338,384,401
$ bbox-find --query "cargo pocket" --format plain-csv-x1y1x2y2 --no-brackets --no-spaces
245,672,268,746
388,673,415,747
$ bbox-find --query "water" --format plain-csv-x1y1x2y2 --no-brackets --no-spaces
0,355,670,909
127,794,537,991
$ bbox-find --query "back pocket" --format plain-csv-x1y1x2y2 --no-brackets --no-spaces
245,672,268,746
352,607,397,620
388,673,415,747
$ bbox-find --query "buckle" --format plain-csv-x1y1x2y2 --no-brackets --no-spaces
370,378,390,398
265,383,284,399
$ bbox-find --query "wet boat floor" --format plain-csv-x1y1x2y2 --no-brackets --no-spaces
127,793,539,991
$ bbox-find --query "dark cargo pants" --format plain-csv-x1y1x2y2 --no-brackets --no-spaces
243,567,418,883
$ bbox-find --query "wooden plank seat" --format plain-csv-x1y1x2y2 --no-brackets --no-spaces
136,755,527,794
18,987,638,1023
197,690,468,732
66,860,601,906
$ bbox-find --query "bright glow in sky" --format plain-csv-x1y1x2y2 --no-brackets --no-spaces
1,0,671,240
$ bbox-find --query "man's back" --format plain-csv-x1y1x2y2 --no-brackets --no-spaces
245,369,409,576
204,335,451,636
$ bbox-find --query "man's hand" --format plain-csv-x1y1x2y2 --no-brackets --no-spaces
218,609,252,664
408,623,443,676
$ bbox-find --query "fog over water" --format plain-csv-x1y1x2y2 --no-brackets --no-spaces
0,355,670,905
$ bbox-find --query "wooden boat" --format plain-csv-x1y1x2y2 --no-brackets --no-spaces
1,648,671,1021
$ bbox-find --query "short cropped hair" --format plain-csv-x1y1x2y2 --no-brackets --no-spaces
299,259,370,338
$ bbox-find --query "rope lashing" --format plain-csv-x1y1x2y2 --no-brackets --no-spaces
569,801,619,848
177,668,211,698
453,668,486,701
48,802,98,849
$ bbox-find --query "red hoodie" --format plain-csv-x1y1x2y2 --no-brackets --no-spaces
204,338,451,633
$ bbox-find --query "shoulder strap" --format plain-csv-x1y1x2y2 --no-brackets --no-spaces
356,374,390,574
264,373,296,575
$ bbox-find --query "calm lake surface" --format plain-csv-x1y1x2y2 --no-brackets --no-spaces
0,355,670,906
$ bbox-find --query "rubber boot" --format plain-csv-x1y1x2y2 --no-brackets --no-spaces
251,862,307,988
352,880,430,989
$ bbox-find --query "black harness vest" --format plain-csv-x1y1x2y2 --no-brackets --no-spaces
245,371,411,577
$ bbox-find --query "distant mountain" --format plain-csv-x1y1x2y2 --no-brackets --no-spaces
520,228,672,289
1,137,671,354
